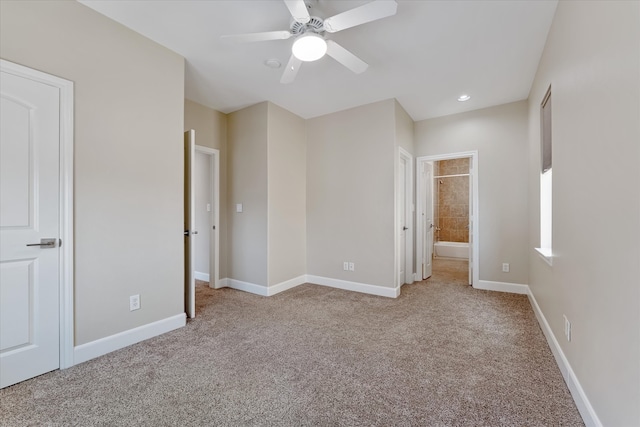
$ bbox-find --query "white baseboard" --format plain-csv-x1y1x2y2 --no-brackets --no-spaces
219,275,306,296
527,290,601,427
306,275,400,298
194,271,210,282
222,278,269,296
221,275,399,298
74,313,186,365
268,275,306,296
475,280,529,294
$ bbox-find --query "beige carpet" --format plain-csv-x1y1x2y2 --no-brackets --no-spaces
0,259,584,426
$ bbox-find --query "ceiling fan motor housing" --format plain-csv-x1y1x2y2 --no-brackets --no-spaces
290,16,325,35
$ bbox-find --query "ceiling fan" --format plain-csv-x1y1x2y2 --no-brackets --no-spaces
221,0,398,83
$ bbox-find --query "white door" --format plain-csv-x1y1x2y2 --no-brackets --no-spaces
422,162,434,279
184,130,195,318
398,157,407,285
0,70,61,388
468,161,474,285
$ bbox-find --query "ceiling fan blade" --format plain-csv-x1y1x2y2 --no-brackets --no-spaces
281,54,303,84
221,31,292,43
284,0,311,23
323,0,397,33
326,40,368,74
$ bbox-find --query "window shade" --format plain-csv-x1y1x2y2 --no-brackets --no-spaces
541,88,552,173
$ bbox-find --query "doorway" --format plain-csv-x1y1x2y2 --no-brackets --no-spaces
416,151,479,287
397,148,414,287
0,60,74,387
184,131,220,319
194,145,220,289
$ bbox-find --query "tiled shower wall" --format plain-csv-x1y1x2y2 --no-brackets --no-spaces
435,158,470,243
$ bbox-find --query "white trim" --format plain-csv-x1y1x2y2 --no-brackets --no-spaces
416,151,479,287
194,271,210,282
222,278,269,296
194,145,220,289
73,314,186,365
220,275,399,298
527,290,601,427
0,60,75,369
268,275,306,296
535,247,553,266
219,276,307,297
306,275,400,298
475,280,529,294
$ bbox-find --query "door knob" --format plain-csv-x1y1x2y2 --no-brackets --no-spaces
402,226,409,231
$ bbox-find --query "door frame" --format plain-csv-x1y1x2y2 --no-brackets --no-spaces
194,145,220,288
1,60,75,369
396,147,414,288
416,151,479,287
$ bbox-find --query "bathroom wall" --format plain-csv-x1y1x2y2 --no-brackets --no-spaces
436,158,470,243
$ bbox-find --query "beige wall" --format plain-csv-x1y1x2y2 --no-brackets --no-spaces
184,99,228,279
0,1,185,344
394,101,415,278
414,101,529,285
527,1,640,424
193,151,211,274
227,102,269,286
307,100,397,287
394,100,414,155
267,103,307,286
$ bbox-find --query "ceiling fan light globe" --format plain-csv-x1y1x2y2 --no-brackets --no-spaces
292,33,327,62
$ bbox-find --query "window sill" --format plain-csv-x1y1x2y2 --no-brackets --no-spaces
535,248,553,266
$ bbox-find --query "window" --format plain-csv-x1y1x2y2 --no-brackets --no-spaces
537,86,552,265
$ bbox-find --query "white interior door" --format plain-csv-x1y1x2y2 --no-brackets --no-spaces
184,130,195,318
398,157,407,285
468,161,474,285
1,69,61,388
422,161,434,279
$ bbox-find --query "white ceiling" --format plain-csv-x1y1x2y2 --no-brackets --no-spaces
79,0,557,121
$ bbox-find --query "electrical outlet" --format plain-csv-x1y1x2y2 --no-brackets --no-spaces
502,263,510,272
343,262,349,271
130,294,140,311
348,262,355,271
563,315,571,342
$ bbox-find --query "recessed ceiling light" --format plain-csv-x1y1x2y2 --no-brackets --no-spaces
264,59,281,69
457,94,471,102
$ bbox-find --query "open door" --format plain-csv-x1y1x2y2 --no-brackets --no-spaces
468,161,474,285
184,130,195,318
421,162,434,279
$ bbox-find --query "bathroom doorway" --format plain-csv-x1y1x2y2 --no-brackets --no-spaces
416,151,479,286
194,145,220,289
